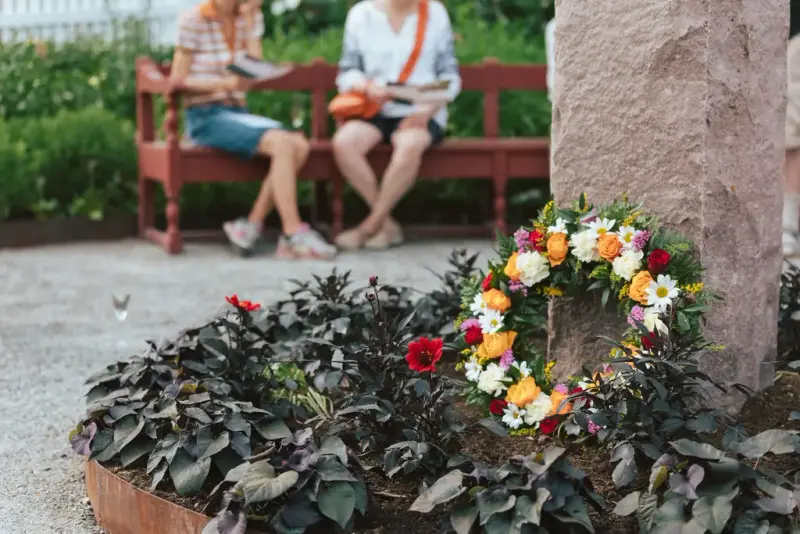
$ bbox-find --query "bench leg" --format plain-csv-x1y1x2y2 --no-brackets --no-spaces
331,170,344,238
164,180,183,255
492,152,508,235
137,173,155,238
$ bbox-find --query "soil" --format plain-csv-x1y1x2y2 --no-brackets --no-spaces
109,375,800,534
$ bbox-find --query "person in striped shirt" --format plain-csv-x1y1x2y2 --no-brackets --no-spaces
169,0,336,259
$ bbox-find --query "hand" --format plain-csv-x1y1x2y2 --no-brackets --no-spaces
222,75,255,92
399,110,433,130
365,83,389,104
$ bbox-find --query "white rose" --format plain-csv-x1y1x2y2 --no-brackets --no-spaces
476,363,508,396
643,307,668,334
571,230,600,263
523,391,553,426
612,249,643,281
516,251,550,287
464,357,482,382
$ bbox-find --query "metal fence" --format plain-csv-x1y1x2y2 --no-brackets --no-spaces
0,0,195,45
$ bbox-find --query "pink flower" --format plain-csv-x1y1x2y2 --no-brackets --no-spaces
588,420,600,434
514,228,533,250
508,281,528,296
499,350,515,370
553,384,568,394
632,230,651,252
460,318,481,331
627,305,645,327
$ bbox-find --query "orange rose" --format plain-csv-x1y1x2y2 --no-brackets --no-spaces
546,233,569,267
597,232,622,261
482,289,511,312
477,331,518,359
548,390,573,415
504,251,520,282
505,376,541,407
629,270,654,304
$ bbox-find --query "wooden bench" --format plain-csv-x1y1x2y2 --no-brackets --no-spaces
135,57,550,254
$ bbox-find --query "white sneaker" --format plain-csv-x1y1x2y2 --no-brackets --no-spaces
277,224,337,260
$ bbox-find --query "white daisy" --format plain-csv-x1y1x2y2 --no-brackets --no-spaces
645,274,680,311
469,292,487,316
479,309,504,333
547,218,569,235
586,218,616,239
512,360,532,378
464,356,482,382
523,392,553,426
617,225,637,248
502,403,526,429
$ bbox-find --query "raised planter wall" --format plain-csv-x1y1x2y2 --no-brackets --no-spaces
0,215,136,249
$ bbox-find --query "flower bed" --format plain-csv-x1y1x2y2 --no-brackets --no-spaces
71,241,800,534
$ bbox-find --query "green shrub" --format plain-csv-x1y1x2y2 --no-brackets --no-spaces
0,122,38,220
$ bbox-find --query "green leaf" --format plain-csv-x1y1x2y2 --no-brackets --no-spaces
512,488,550,527
735,429,796,460
353,479,368,515
692,492,735,534
602,288,610,308
670,439,724,460
410,469,464,513
169,449,212,496
523,446,566,475
254,418,292,440
185,407,212,424
318,435,348,466
450,504,478,534
677,312,690,332
199,432,230,461
241,460,299,504
613,492,641,517
316,456,358,482
113,415,144,452
650,466,670,493
637,492,659,532
120,439,154,468
318,481,356,529
477,488,516,526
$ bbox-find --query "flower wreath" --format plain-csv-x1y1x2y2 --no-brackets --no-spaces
456,194,712,436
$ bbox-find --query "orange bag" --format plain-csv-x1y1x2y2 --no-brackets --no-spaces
329,0,429,121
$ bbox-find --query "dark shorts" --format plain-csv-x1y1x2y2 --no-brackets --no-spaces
185,104,284,158
364,114,445,146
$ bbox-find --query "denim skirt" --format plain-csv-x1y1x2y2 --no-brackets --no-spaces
185,104,284,158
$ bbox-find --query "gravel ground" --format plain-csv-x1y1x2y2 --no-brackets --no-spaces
0,238,492,534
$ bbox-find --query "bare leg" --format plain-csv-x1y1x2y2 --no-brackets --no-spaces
249,132,310,224
359,127,431,235
249,130,308,235
332,120,384,208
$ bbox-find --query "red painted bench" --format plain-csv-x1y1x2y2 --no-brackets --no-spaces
135,57,549,254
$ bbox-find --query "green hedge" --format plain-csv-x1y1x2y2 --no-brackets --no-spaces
0,11,551,223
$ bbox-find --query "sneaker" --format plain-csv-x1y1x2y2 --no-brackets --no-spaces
223,217,262,250
277,224,337,259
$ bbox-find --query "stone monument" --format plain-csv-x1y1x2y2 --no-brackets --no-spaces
548,0,787,400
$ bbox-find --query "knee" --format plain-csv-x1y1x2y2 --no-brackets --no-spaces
332,130,370,159
291,133,310,161
257,130,296,158
391,136,428,161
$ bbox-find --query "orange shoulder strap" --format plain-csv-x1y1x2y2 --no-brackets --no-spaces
397,0,429,84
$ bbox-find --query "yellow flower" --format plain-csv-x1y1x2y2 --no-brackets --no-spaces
477,331,518,359
504,251,521,282
88,76,100,88
460,348,472,356
618,284,630,299
454,362,464,371
548,390,573,415
506,376,541,407
483,289,511,312
510,427,538,437
622,210,643,227
546,233,569,267
542,201,554,221
544,360,556,384
629,271,654,304
539,286,564,297
682,282,704,294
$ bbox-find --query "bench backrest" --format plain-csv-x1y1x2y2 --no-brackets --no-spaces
135,56,546,143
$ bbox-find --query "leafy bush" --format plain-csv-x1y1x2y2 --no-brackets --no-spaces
0,122,38,219
410,446,603,534
614,433,800,533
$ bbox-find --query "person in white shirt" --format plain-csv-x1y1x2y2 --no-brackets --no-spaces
545,18,555,102
331,0,461,250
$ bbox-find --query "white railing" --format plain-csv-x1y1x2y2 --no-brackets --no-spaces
0,0,196,45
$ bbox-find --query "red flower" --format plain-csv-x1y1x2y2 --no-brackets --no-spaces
406,337,444,373
225,294,261,312
539,416,559,435
569,386,584,395
482,272,494,291
646,248,671,275
530,230,545,252
465,326,484,346
489,399,508,415
641,332,658,350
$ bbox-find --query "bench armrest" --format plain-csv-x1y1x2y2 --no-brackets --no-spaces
135,56,181,145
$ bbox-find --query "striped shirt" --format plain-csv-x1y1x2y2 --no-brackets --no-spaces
337,0,461,127
176,6,265,107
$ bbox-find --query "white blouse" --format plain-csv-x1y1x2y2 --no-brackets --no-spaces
336,0,461,127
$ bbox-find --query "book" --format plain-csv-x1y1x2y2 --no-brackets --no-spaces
386,80,452,104
226,54,293,80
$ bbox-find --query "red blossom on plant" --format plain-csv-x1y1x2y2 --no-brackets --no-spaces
530,230,545,252
225,294,261,312
482,272,494,291
465,327,484,346
646,248,671,275
489,399,508,415
539,416,559,435
641,332,658,350
406,337,444,373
